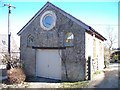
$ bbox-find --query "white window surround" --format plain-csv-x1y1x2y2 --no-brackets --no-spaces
40,10,56,31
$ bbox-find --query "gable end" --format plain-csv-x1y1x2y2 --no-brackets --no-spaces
17,2,90,36
17,2,106,41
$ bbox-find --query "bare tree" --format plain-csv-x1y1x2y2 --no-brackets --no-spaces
106,29,116,50
104,26,117,66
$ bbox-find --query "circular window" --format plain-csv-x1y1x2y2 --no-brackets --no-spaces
40,11,56,30
43,15,54,28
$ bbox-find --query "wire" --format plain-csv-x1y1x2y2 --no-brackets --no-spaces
89,24,119,26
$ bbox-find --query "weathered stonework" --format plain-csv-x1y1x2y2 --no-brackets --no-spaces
19,5,86,81
18,2,106,81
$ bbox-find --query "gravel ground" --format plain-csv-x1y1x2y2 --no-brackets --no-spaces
0,82,60,88
0,76,61,88
1,63,119,88
1,80,88,88
27,82,60,88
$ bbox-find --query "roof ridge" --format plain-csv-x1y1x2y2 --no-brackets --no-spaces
47,2,90,29
17,2,90,35
17,2,106,40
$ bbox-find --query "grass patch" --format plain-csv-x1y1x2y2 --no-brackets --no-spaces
59,81,89,88
91,70,103,79
94,70,102,75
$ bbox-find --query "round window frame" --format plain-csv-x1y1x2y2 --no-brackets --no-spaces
40,11,56,30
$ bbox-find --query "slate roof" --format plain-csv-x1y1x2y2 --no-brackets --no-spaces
17,2,106,41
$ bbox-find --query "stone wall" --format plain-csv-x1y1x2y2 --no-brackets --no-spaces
20,6,86,81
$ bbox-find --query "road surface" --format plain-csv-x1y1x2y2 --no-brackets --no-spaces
88,63,119,88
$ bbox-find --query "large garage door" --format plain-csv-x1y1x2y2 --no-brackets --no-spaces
36,49,61,80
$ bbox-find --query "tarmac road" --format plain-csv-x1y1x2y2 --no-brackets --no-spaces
88,63,119,88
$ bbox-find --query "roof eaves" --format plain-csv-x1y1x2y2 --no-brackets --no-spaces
48,2,90,30
88,26,107,41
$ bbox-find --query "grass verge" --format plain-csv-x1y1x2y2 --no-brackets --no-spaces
59,81,89,88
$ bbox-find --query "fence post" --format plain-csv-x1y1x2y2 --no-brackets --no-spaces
88,56,91,80
118,51,120,60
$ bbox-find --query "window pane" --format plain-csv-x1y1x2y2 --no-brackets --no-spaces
43,15,54,28
65,32,74,46
27,35,34,46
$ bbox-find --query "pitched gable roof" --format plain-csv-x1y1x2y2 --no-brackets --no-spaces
17,2,106,41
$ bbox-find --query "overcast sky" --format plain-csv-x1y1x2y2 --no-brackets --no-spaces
0,0,118,48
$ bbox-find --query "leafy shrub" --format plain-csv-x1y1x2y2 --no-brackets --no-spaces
113,54,118,61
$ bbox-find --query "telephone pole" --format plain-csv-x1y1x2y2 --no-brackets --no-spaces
4,4,16,55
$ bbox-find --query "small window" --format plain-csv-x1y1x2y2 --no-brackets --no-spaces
64,32,74,46
27,35,34,46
